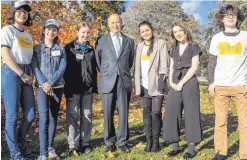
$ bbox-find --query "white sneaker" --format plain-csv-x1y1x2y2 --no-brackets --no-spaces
48,147,60,160
37,155,48,160
11,152,25,160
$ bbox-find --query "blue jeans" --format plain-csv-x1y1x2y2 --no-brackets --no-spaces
37,88,63,156
1,64,35,158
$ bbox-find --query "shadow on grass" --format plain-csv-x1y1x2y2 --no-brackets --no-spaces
129,125,146,148
228,140,239,158
54,125,146,159
1,109,241,160
198,113,239,159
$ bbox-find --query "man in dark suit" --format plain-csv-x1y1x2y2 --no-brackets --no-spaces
95,14,135,153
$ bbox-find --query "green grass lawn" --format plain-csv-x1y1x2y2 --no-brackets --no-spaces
1,86,241,160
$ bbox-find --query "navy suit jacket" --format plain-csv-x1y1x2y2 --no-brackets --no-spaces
95,33,135,93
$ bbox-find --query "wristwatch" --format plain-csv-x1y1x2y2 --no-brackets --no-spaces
19,72,25,78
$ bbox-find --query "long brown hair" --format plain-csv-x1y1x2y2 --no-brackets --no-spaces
170,22,193,50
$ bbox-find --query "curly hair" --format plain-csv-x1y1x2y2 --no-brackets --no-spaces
215,4,244,30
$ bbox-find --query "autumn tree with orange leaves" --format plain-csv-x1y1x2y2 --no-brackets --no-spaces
1,1,125,46
1,1,125,110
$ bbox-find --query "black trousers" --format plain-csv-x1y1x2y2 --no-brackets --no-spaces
102,76,131,147
140,86,164,113
163,77,202,143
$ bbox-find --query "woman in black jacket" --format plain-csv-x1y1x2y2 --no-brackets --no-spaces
64,22,97,156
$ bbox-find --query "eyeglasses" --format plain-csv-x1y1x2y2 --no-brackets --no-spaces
16,10,29,14
223,14,237,19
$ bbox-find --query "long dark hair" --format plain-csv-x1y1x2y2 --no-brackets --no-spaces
215,4,244,30
170,22,194,50
138,20,154,56
7,8,32,26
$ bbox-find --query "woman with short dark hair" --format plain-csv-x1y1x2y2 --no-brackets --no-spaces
1,1,35,159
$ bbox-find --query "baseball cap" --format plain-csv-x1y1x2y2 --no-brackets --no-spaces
14,1,31,12
44,19,60,29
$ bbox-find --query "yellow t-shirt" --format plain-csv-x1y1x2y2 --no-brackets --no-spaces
209,31,247,86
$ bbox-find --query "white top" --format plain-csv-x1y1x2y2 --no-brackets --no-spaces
1,25,33,64
179,43,188,56
140,45,150,89
209,31,247,86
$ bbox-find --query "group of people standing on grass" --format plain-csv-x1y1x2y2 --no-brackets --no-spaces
1,1,247,160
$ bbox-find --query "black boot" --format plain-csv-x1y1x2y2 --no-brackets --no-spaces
143,107,152,152
151,112,161,152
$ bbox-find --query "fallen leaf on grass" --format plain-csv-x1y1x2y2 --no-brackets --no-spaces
199,152,207,157
163,155,169,159
106,151,117,158
56,125,65,131
200,140,206,145
31,121,37,127
58,112,66,120
92,128,97,134
73,150,79,157
135,142,145,148
129,157,137,160
114,119,119,124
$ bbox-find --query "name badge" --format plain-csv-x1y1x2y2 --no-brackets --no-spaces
76,54,84,60
51,50,61,57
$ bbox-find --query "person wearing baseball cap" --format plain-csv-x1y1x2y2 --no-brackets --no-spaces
32,19,66,160
44,19,60,29
1,1,35,160
7,1,32,27
14,1,32,12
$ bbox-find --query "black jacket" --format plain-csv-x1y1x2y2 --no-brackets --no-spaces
64,40,97,98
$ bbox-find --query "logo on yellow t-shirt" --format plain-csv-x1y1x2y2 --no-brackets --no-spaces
16,36,33,49
218,42,242,55
141,55,151,61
